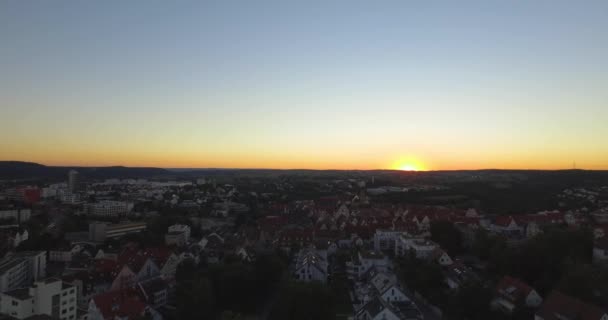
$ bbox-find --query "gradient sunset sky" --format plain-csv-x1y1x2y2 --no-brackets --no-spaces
1,1,607,170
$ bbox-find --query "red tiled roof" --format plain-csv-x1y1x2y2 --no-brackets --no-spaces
92,289,146,319
536,291,607,320
494,216,517,227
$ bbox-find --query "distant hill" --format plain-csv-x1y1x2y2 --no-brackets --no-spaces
0,161,170,180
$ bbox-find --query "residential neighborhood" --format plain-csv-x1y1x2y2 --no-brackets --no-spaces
0,166,607,319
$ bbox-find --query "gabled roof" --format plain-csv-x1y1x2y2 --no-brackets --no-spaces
536,291,607,320
494,216,517,227
370,272,398,295
357,296,399,319
92,289,146,320
138,278,167,302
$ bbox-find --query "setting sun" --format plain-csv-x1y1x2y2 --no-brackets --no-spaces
391,157,427,171
399,164,418,171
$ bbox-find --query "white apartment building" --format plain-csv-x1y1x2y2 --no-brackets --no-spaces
347,251,391,280
373,230,406,252
0,278,77,320
165,224,191,246
395,236,438,258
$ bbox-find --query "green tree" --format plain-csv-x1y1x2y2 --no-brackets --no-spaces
269,282,335,320
446,281,494,320
430,221,463,256
175,260,215,319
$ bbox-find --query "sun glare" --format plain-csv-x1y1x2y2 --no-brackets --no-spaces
399,164,418,171
392,157,427,171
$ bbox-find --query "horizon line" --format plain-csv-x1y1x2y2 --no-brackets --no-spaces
1,160,605,172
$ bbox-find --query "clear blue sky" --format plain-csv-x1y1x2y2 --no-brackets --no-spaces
1,1,607,169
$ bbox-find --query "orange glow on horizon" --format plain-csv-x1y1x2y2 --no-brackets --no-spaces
391,157,428,171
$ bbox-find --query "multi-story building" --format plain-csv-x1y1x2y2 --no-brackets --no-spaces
0,259,29,293
164,224,191,246
0,251,46,292
373,230,405,252
68,170,79,193
347,250,391,280
0,208,31,223
0,278,77,320
3,187,41,204
395,236,436,258
86,201,133,217
89,222,147,242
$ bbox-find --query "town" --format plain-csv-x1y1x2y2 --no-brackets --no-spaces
0,163,607,320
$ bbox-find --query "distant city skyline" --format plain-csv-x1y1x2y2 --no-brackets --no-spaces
1,1,607,170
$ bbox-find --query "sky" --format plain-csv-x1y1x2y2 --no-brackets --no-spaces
1,1,607,170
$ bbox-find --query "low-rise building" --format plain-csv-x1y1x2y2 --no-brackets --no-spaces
293,246,328,283
492,276,542,314
593,238,608,264
87,289,148,320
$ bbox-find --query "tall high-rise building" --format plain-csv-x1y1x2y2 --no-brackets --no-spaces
67,170,79,193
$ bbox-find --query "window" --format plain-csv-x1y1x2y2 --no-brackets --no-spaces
11,300,18,306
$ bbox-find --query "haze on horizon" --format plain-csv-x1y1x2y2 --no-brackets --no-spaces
1,1,607,171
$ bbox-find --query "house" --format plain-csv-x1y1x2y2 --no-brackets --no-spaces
347,251,390,280
535,291,608,320
235,246,256,262
5,229,28,248
107,249,162,292
430,248,453,266
492,276,542,313
0,278,77,320
369,271,410,304
593,238,608,264
492,216,523,236
137,278,168,308
443,260,478,290
355,297,401,320
293,246,328,283
87,290,151,320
